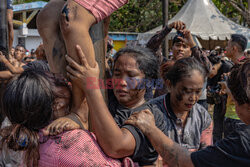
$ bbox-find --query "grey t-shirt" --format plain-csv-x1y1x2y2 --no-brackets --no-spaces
148,94,212,150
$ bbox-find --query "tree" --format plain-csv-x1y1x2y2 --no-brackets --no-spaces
14,0,249,31
212,0,249,27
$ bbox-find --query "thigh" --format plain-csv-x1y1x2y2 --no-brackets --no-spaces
73,0,128,22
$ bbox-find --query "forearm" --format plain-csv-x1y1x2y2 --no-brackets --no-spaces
199,122,213,149
2,59,23,74
145,126,194,167
146,25,172,52
0,71,14,79
85,89,134,158
191,47,211,75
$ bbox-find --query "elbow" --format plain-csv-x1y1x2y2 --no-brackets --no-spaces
102,142,132,159
104,147,129,159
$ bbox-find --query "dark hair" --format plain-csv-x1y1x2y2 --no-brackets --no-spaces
172,35,182,46
208,50,221,65
228,59,250,105
15,44,26,51
113,46,159,80
231,34,247,52
0,70,71,167
166,57,206,86
23,60,50,72
35,44,47,60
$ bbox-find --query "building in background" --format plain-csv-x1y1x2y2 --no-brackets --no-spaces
12,1,138,52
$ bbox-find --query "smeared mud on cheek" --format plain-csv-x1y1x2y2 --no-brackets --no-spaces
175,88,186,101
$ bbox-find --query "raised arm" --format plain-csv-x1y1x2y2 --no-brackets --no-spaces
146,21,186,53
178,30,211,75
0,52,24,74
65,45,136,158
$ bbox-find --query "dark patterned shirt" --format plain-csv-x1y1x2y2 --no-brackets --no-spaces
148,94,213,151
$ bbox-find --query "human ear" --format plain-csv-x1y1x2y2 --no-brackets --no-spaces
165,79,172,92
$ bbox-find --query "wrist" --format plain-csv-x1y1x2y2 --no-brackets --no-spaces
189,41,196,48
85,87,101,96
144,124,158,136
166,25,173,32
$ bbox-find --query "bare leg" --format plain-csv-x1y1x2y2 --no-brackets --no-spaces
36,0,67,75
37,0,89,128
60,0,96,66
103,16,111,54
59,0,96,125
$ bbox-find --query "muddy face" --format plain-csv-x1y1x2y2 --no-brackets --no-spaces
170,70,204,112
52,86,71,119
112,54,146,108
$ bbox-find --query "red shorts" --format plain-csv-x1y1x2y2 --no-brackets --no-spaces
74,0,128,22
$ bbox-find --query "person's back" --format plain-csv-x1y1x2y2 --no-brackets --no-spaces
191,124,250,167
0,70,136,167
39,129,123,166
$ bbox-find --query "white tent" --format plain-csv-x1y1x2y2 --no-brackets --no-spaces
137,0,250,48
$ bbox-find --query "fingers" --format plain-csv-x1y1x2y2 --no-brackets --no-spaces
66,65,81,79
75,45,89,68
177,36,185,43
42,129,50,136
172,21,186,30
65,122,80,131
65,54,83,72
124,119,136,126
43,120,68,136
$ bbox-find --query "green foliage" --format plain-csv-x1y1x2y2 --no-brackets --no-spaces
13,0,48,5
109,0,162,32
109,0,186,32
14,0,247,32
212,0,248,26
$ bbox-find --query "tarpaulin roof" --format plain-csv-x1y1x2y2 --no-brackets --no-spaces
138,0,249,45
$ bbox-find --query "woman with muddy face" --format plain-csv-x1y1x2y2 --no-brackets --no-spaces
125,59,250,167
148,57,213,153
111,47,159,109
64,46,167,166
0,70,135,167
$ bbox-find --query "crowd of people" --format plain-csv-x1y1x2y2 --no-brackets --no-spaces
0,0,249,166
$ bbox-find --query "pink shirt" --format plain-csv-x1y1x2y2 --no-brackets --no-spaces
74,0,128,22
38,129,136,167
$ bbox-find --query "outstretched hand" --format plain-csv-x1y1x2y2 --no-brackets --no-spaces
66,45,100,92
125,109,156,135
